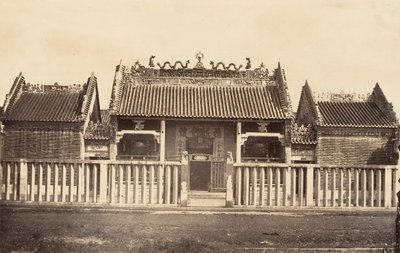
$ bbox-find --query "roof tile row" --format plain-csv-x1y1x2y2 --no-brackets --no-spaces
115,84,289,119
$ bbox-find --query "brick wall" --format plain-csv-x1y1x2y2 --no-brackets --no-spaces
317,135,395,165
2,129,82,159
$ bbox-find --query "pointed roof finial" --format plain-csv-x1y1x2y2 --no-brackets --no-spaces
195,51,205,69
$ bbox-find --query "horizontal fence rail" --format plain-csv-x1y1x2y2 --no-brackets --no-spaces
0,159,182,205
233,163,399,208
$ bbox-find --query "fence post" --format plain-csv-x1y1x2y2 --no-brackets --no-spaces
19,159,28,201
306,165,314,206
98,161,108,203
180,152,189,207
0,162,3,200
225,152,234,207
384,167,392,208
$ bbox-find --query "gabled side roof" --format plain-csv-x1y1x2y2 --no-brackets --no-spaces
296,82,398,128
1,73,100,123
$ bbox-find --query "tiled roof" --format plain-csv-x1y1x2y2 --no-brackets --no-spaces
317,101,397,128
6,91,84,122
100,109,110,124
2,75,98,123
115,84,289,119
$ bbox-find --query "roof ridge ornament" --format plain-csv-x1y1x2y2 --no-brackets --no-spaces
194,51,204,69
245,58,251,69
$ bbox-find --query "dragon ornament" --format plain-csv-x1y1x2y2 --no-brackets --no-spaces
157,60,190,69
209,61,242,71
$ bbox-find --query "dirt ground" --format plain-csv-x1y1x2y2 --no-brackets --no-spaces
0,206,397,252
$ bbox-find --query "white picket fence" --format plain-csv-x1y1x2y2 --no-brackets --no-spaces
0,159,182,205
234,163,400,208
1,159,399,208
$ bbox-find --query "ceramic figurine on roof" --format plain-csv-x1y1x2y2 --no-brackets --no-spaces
194,51,204,69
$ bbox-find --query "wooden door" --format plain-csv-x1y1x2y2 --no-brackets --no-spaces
210,156,225,191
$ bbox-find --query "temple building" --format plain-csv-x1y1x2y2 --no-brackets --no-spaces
108,54,293,191
0,55,398,208
0,73,103,160
295,82,399,165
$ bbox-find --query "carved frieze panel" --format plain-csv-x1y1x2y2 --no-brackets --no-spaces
175,125,224,158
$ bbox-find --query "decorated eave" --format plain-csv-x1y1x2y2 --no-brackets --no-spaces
84,110,111,140
291,123,317,145
1,73,99,124
109,54,293,121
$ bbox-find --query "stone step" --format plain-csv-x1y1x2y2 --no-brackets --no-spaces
187,198,226,207
188,191,225,199
187,191,226,207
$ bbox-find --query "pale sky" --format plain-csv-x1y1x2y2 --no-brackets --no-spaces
0,0,399,118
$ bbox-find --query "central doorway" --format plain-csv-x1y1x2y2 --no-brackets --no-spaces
187,130,213,191
189,156,212,190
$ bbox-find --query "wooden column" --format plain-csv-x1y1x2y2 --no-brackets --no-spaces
323,168,328,207
243,167,249,206
383,167,392,208
160,120,166,162
133,165,139,204
338,168,344,207
38,163,44,202
126,165,131,204
45,164,51,202
149,165,155,204
369,169,374,207
275,168,281,206
53,164,59,202
99,162,108,203
252,167,258,206
346,169,352,207
267,167,273,206
118,165,123,203
306,165,314,206
283,167,290,206
92,164,98,203
298,168,304,206
157,165,163,204
354,169,359,207
361,169,367,207
19,160,28,202
69,164,75,202
180,153,189,206
5,163,11,200
260,167,265,206
236,167,242,206
291,168,297,206
165,165,171,204
377,169,382,207
85,164,90,203
172,165,178,204
77,163,83,203
142,165,148,204
0,162,3,200
236,122,242,164
330,169,336,207
315,168,321,207
225,152,234,207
